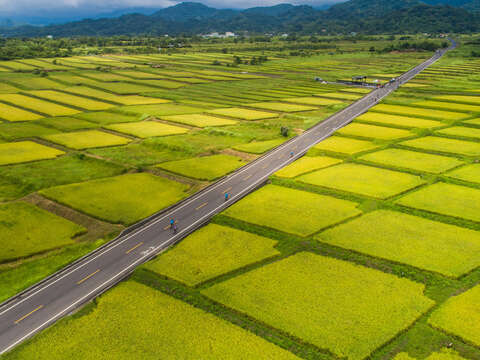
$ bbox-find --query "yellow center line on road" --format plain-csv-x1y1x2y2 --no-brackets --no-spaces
262,164,268,169
77,269,100,285
14,305,43,325
126,242,143,254
243,174,252,181
293,145,298,150
196,202,208,211
222,187,232,194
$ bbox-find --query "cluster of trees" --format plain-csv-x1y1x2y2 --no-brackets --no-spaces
379,40,449,52
0,36,190,60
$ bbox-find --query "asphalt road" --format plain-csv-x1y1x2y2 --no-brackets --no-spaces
0,43,453,355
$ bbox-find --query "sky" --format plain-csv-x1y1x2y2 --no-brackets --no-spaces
0,0,345,16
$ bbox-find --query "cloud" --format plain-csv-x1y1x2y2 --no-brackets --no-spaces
0,0,345,16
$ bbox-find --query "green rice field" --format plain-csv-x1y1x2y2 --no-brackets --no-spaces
232,138,284,154
203,252,433,360
105,121,189,138
208,107,278,120
371,104,468,120
299,163,425,199
318,210,480,277
358,148,463,174
355,112,442,129
247,102,317,113
4,281,298,360
146,223,279,285
0,141,64,165
396,182,480,222
43,130,131,149
160,114,237,127
400,136,480,157
428,284,480,347
275,156,342,178
224,184,361,236
312,136,378,155
40,173,189,225
156,154,245,180
0,102,44,121
0,202,85,262
337,122,412,140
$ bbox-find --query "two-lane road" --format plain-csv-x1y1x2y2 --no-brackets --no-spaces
0,43,453,354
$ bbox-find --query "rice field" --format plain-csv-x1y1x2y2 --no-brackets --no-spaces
0,122,58,141
105,121,189,138
316,92,362,100
355,112,442,129
312,136,378,155
318,210,480,277
63,86,171,106
434,95,480,105
146,223,279,286
120,103,204,117
76,111,140,124
283,97,343,106
40,173,189,225
203,252,433,360
0,141,64,165
38,117,97,131
43,130,131,150
446,164,480,184
338,123,412,140
156,154,245,180
160,114,237,127
232,138,284,154
247,102,317,113
0,94,80,117
208,107,278,120
0,202,85,262
88,82,160,94
358,148,463,174
396,182,480,222
414,100,480,113
428,284,480,347
275,156,342,178
395,349,467,360
27,90,115,111
224,184,361,236
371,104,468,120
400,136,480,157
435,126,480,140
299,163,425,199
4,281,298,360
0,102,44,122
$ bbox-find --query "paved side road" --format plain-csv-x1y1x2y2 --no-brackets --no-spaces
0,42,453,354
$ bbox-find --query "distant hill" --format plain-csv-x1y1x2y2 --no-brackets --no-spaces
2,0,479,37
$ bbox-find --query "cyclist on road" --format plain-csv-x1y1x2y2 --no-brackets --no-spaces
225,192,229,202
170,218,174,228
290,151,294,158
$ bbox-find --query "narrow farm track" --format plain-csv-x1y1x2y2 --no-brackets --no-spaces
0,41,455,354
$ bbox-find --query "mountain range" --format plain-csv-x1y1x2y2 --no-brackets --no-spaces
2,0,480,37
